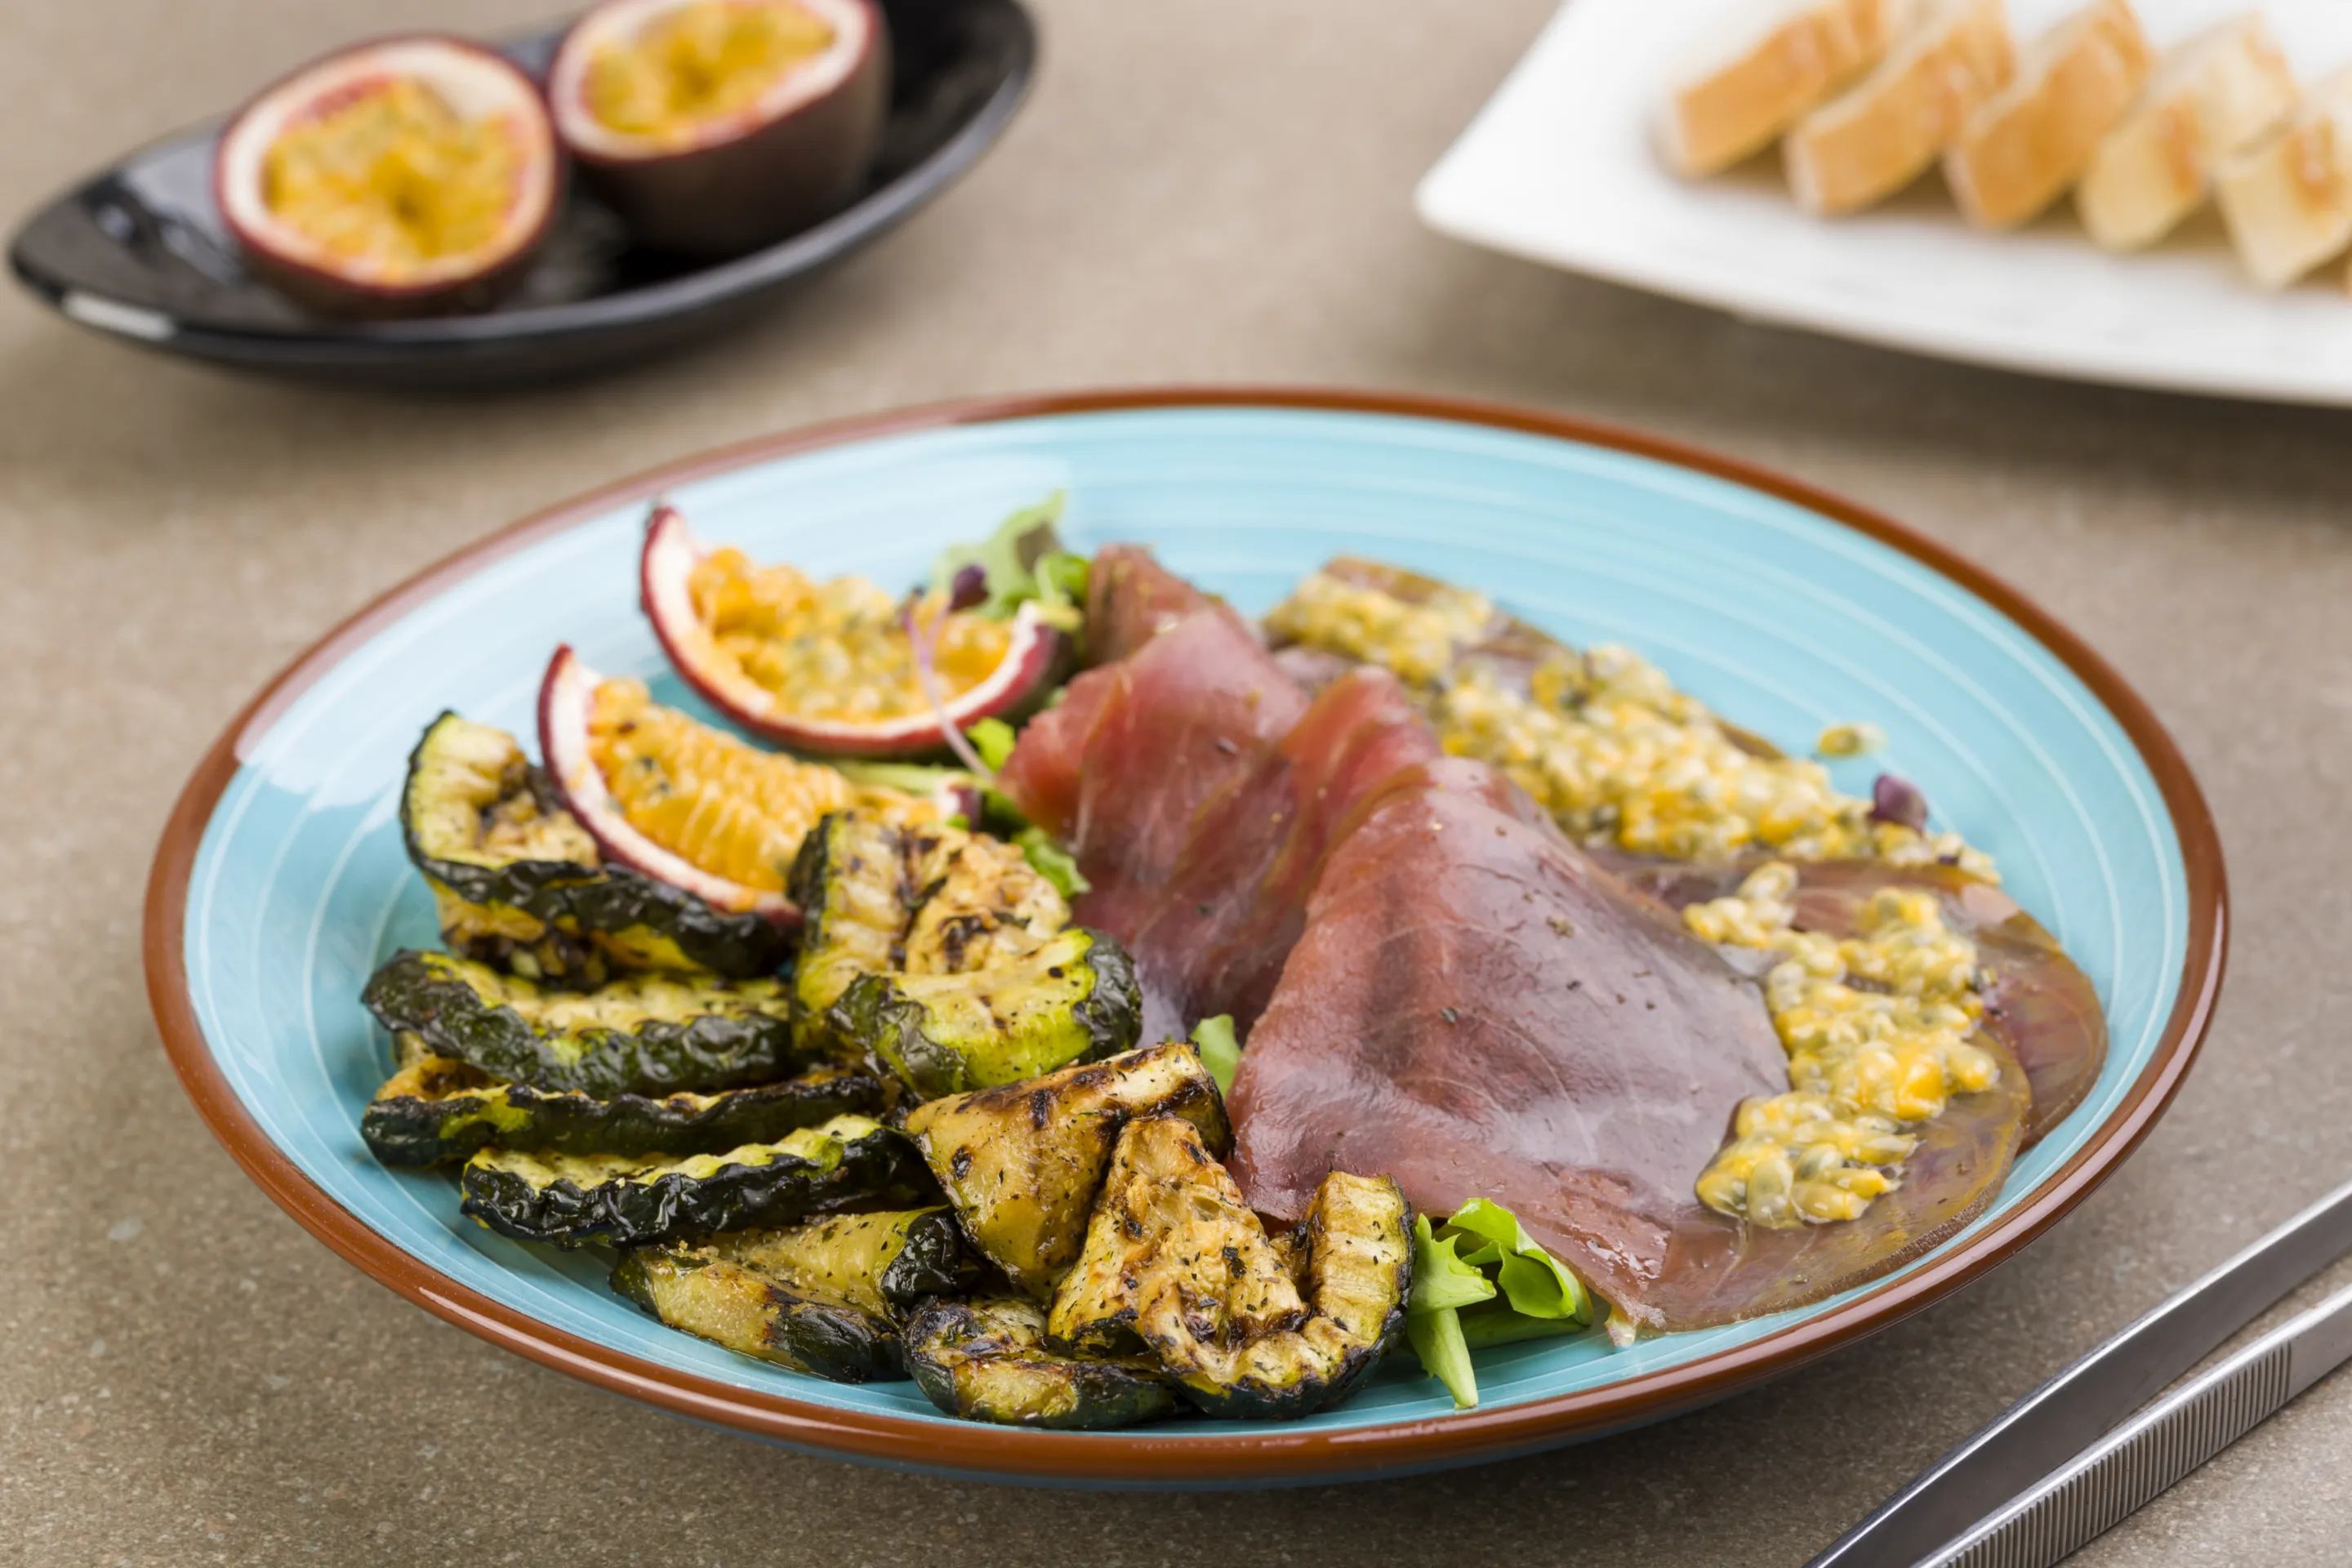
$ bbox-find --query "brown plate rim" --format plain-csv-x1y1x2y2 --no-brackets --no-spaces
141,385,2229,1485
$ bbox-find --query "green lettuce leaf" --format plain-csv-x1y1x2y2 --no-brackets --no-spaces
1192,1015,1240,1094
1013,826,1090,898
1403,1198,1595,1410
1405,1214,1495,1409
965,718,1018,772
930,493,1086,629
1440,1198,1590,1322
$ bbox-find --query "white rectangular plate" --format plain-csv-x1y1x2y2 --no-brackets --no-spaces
1418,0,2352,403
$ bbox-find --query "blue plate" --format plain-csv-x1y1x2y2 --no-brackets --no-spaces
145,390,2225,1486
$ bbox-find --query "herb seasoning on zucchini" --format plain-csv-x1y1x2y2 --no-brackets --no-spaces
459,1114,930,1247
611,1249,904,1383
788,809,1141,1093
902,1297,1175,1430
1049,1114,1412,1419
903,1040,1232,1298
621,1208,987,1328
359,1054,886,1167
363,949,800,1098
403,712,793,984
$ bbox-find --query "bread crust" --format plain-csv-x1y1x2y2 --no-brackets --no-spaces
1943,0,2154,231
1784,0,2015,216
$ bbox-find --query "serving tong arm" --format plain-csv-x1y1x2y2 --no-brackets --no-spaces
1806,1174,2352,1568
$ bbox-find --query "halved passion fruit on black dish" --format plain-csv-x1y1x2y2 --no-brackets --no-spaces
213,36,560,317
641,505,1070,759
546,0,889,258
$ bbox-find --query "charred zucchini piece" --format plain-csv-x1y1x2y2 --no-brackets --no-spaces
359,1054,885,1167
460,1114,929,1248
786,809,1114,1086
363,950,798,1098
902,1297,1176,1430
403,713,791,984
1049,1115,1412,1419
828,927,1141,1098
902,1040,1231,1298
610,1247,902,1383
621,1209,987,1325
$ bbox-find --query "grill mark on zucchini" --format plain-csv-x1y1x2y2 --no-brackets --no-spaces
458,1115,931,1247
403,712,792,984
902,1040,1231,1299
902,1297,1176,1429
363,950,800,1098
1047,1115,1413,1419
359,1055,886,1167
611,1249,903,1383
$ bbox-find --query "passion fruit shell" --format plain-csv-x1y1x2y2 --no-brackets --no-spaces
212,36,560,318
640,505,1070,760
546,0,889,259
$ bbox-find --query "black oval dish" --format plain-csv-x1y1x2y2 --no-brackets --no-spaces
5,0,1034,389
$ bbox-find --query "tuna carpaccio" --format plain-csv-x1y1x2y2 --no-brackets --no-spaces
1000,550,2099,1333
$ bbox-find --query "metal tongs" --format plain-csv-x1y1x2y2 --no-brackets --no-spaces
1806,1175,2352,1567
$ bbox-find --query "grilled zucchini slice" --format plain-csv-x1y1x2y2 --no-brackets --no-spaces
458,1114,929,1247
1049,1114,1412,1419
902,1040,1230,1298
363,950,798,1098
359,1054,885,1167
902,1297,1175,1430
788,811,1138,1094
621,1208,987,1327
828,928,1141,1099
403,712,791,984
610,1247,902,1383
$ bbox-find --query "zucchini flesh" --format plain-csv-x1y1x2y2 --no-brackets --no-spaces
1048,1115,1412,1419
827,927,1140,1098
656,1210,990,1320
902,1297,1174,1430
610,1248,903,1383
363,949,797,1097
458,1115,931,1247
402,712,791,984
359,1055,885,1167
902,1040,1231,1298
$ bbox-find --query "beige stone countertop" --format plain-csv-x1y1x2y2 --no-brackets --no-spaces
7,0,2352,1561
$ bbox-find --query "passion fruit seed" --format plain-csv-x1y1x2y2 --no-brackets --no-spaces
263,76,527,273
585,676,937,893
689,547,1014,724
584,0,835,140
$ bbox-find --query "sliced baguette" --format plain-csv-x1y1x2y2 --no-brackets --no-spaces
2075,14,2297,250
1784,0,2015,216
1660,0,1911,176
2215,67,2352,289
1943,0,2153,229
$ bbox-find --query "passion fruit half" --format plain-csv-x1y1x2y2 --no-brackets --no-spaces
539,644,956,920
546,0,889,258
213,37,560,317
641,505,1070,760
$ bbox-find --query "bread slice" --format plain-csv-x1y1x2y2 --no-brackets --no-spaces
1784,0,2016,216
2075,14,2296,250
2215,68,2352,288
1660,0,1910,176
1943,0,2153,229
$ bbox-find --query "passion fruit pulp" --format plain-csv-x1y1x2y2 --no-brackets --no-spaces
547,0,889,257
538,644,953,919
213,37,560,317
639,505,1071,760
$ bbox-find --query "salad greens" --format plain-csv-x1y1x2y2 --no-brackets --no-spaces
1405,1200,1594,1408
929,493,1088,630
1192,1014,1240,1094
1013,826,1089,899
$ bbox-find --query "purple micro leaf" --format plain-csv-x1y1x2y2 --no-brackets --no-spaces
1870,773,1929,831
948,564,988,612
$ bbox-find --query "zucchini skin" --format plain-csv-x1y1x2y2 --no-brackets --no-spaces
359,1056,886,1167
902,1297,1175,1429
828,928,1143,1098
403,712,792,984
609,1250,904,1383
362,950,798,1098
458,1116,933,1247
